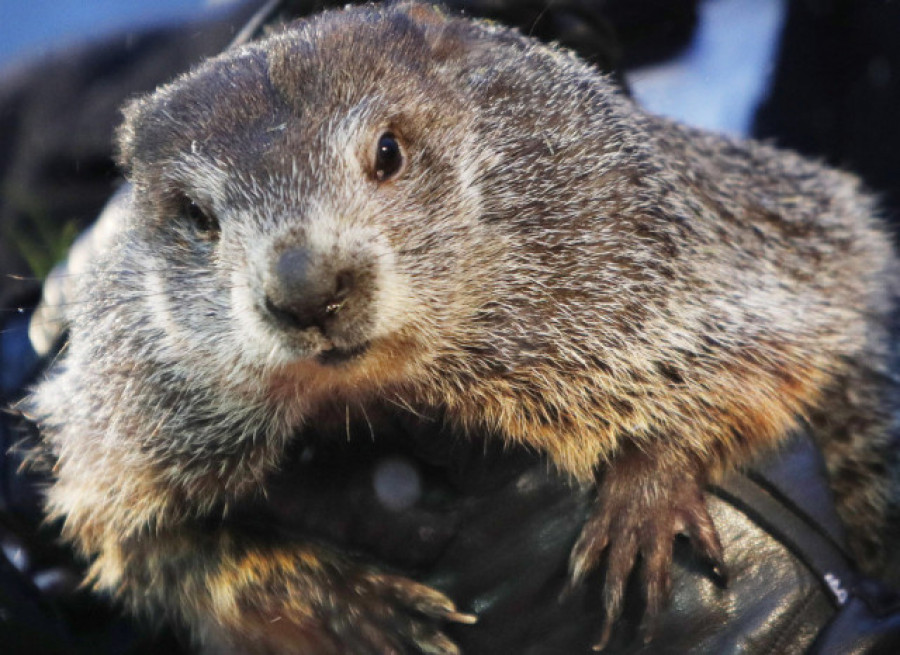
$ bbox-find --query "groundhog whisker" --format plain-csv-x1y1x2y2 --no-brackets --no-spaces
358,402,375,442
385,395,434,424
345,403,351,442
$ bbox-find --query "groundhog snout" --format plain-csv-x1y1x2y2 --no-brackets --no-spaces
263,247,358,334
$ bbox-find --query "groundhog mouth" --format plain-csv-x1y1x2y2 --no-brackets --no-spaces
315,341,370,366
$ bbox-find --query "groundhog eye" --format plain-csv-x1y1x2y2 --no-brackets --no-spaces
179,195,220,240
373,131,405,182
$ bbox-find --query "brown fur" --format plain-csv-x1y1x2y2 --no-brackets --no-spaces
23,2,899,652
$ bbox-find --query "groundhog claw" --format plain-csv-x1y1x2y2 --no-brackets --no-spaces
370,572,478,625
325,570,475,654
567,451,725,650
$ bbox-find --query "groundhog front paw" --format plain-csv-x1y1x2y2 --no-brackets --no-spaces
566,451,726,650
207,541,476,655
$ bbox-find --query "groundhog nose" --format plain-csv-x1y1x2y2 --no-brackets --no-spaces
275,248,313,296
265,248,353,331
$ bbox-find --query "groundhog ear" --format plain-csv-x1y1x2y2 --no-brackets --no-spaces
399,3,511,65
397,1,448,26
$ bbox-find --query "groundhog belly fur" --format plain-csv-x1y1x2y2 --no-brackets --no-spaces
23,1,900,652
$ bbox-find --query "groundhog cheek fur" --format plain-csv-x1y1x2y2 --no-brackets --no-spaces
23,2,900,651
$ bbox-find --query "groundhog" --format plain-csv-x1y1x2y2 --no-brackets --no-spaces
22,1,900,652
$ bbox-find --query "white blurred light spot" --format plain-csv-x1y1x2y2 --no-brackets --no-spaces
373,456,422,511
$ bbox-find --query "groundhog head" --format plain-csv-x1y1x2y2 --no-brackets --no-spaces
113,2,650,407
